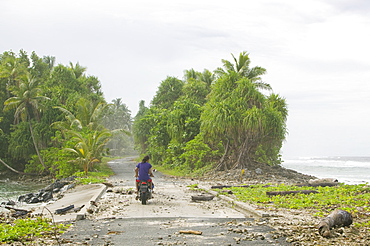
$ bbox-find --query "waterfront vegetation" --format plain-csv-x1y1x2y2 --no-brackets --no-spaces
0,50,133,178
133,51,287,173
214,183,370,228
1,50,288,181
0,217,70,243
0,157,115,244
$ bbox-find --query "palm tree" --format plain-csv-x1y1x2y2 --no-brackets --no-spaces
69,62,86,79
64,128,112,175
53,98,111,132
0,52,28,92
183,68,215,87
214,51,271,90
53,98,115,174
43,56,56,70
3,73,50,170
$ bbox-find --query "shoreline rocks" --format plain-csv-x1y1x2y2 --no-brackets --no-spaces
16,176,77,204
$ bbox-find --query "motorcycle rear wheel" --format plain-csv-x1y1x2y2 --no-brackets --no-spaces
141,192,147,205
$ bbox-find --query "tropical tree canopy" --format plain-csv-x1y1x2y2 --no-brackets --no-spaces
0,50,287,177
0,50,133,177
133,51,288,173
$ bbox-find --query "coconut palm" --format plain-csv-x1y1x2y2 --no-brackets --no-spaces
0,51,28,91
53,98,116,174
64,128,112,175
69,62,86,79
53,98,111,132
3,73,50,170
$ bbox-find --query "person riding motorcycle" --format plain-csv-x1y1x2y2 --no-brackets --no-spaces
134,155,154,199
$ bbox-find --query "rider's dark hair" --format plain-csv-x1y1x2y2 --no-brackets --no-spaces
142,155,150,163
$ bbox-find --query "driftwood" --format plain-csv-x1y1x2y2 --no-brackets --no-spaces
309,178,338,184
266,190,318,196
4,206,31,213
211,185,250,189
102,182,114,187
55,204,75,214
191,195,214,202
211,184,274,189
318,209,353,238
296,182,339,188
4,206,31,217
179,230,203,235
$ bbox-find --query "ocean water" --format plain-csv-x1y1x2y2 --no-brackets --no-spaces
0,177,45,211
281,156,370,185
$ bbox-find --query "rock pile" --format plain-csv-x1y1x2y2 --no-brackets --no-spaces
17,176,76,204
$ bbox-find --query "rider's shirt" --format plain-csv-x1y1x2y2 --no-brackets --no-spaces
136,162,152,181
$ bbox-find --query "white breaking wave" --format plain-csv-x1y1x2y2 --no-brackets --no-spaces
281,156,370,185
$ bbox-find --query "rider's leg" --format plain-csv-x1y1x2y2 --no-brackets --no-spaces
135,180,140,200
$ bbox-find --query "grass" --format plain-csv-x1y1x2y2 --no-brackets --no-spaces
153,164,213,178
74,156,117,184
186,183,205,191
214,183,370,227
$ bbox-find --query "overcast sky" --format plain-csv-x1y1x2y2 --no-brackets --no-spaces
1,0,369,158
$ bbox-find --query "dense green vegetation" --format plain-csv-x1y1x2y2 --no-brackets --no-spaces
0,217,69,243
215,183,370,227
1,49,287,178
133,51,288,173
0,50,133,177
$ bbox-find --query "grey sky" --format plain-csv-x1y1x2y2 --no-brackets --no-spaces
1,0,369,158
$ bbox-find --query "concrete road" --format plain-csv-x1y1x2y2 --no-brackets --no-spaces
32,183,106,222
59,157,289,245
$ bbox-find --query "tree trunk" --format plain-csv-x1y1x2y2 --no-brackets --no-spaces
296,182,339,188
266,190,319,196
216,140,229,171
211,185,251,189
232,137,249,169
0,158,25,174
179,230,202,235
0,158,38,176
318,209,353,238
29,121,47,170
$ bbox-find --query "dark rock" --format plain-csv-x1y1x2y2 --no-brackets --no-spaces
44,181,69,192
17,190,53,204
1,200,16,206
16,176,76,204
39,191,53,201
18,193,34,203
29,197,40,203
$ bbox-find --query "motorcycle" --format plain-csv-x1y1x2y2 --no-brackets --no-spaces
138,180,152,205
